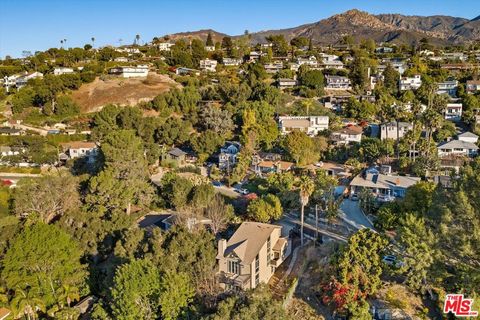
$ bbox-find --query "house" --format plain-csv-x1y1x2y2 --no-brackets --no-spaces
264,62,283,73
312,161,351,178
436,80,458,97
330,125,363,144
15,71,43,88
109,65,149,78
457,131,478,144
297,56,318,67
278,116,329,136
375,47,394,54
277,78,297,89
164,147,187,165
199,59,218,72
399,75,422,91
466,80,480,94
53,67,74,75
350,168,421,198
205,45,216,52
158,42,174,51
219,141,241,170
114,57,129,62
0,146,22,157
325,76,352,90
437,139,478,157
223,58,242,66
322,60,345,70
444,103,462,121
380,122,413,140
0,127,23,136
59,141,98,163
442,52,467,62
249,51,266,62
175,67,200,76
256,160,294,174
217,222,291,290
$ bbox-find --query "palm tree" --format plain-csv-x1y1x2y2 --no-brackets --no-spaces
57,285,80,308
298,175,315,245
91,37,95,48
60,40,64,48
135,34,140,46
11,288,45,320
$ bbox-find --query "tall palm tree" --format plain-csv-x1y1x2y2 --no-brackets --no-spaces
57,285,80,308
298,175,315,245
10,288,45,320
135,34,140,46
91,37,95,48
60,40,64,48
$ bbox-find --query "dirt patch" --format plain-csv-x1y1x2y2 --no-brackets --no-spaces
70,73,179,113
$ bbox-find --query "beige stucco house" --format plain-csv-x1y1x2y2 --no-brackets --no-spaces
216,222,291,291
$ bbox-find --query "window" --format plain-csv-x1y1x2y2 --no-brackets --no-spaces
255,273,260,286
228,260,239,275
255,254,259,274
267,237,271,265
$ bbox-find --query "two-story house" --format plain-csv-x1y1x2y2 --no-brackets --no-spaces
330,125,363,144
444,103,462,121
59,141,98,163
278,116,329,136
109,65,149,78
466,80,480,94
399,75,422,91
436,80,458,97
200,59,218,72
218,141,241,170
325,76,352,90
380,122,413,140
217,222,291,291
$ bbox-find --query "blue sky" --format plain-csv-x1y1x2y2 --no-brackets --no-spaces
1,0,479,58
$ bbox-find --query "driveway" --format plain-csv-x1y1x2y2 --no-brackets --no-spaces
339,199,375,230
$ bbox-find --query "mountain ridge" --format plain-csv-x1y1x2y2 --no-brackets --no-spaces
160,9,480,46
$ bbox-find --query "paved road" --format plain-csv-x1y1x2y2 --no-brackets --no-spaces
213,185,240,198
281,212,348,243
339,199,375,230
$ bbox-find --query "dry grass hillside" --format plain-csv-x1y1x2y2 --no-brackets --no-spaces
70,73,179,113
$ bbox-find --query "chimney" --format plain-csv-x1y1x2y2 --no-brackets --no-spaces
395,178,400,185
218,239,227,257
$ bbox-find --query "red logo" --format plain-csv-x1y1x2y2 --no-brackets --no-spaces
443,294,478,317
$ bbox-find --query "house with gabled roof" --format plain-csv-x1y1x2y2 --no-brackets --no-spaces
216,222,291,290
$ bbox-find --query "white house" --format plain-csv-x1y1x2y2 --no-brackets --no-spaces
14,72,43,89
380,122,413,140
399,75,422,91
457,132,478,144
249,51,266,62
158,42,174,51
277,78,297,89
325,76,352,90
278,116,329,136
53,67,74,75
205,46,216,52
437,139,478,157
199,59,218,72
219,141,241,170
330,126,363,144
264,62,283,74
442,52,467,62
109,65,149,78
350,168,420,198
322,60,345,70
436,80,458,97
59,141,99,163
297,56,318,67
223,58,242,66
445,103,462,121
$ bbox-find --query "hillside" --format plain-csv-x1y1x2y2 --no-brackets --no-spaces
70,73,179,113
161,9,480,46
163,29,228,43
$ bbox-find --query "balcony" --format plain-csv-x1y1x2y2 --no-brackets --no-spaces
217,272,251,289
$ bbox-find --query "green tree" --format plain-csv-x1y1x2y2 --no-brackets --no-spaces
247,194,283,223
397,213,437,292
158,271,195,320
192,130,225,163
283,131,320,166
298,69,324,91
382,63,400,94
2,223,87,309
13,173,80,223
111,259,161,320
10,287,46,320
206,32,214,47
